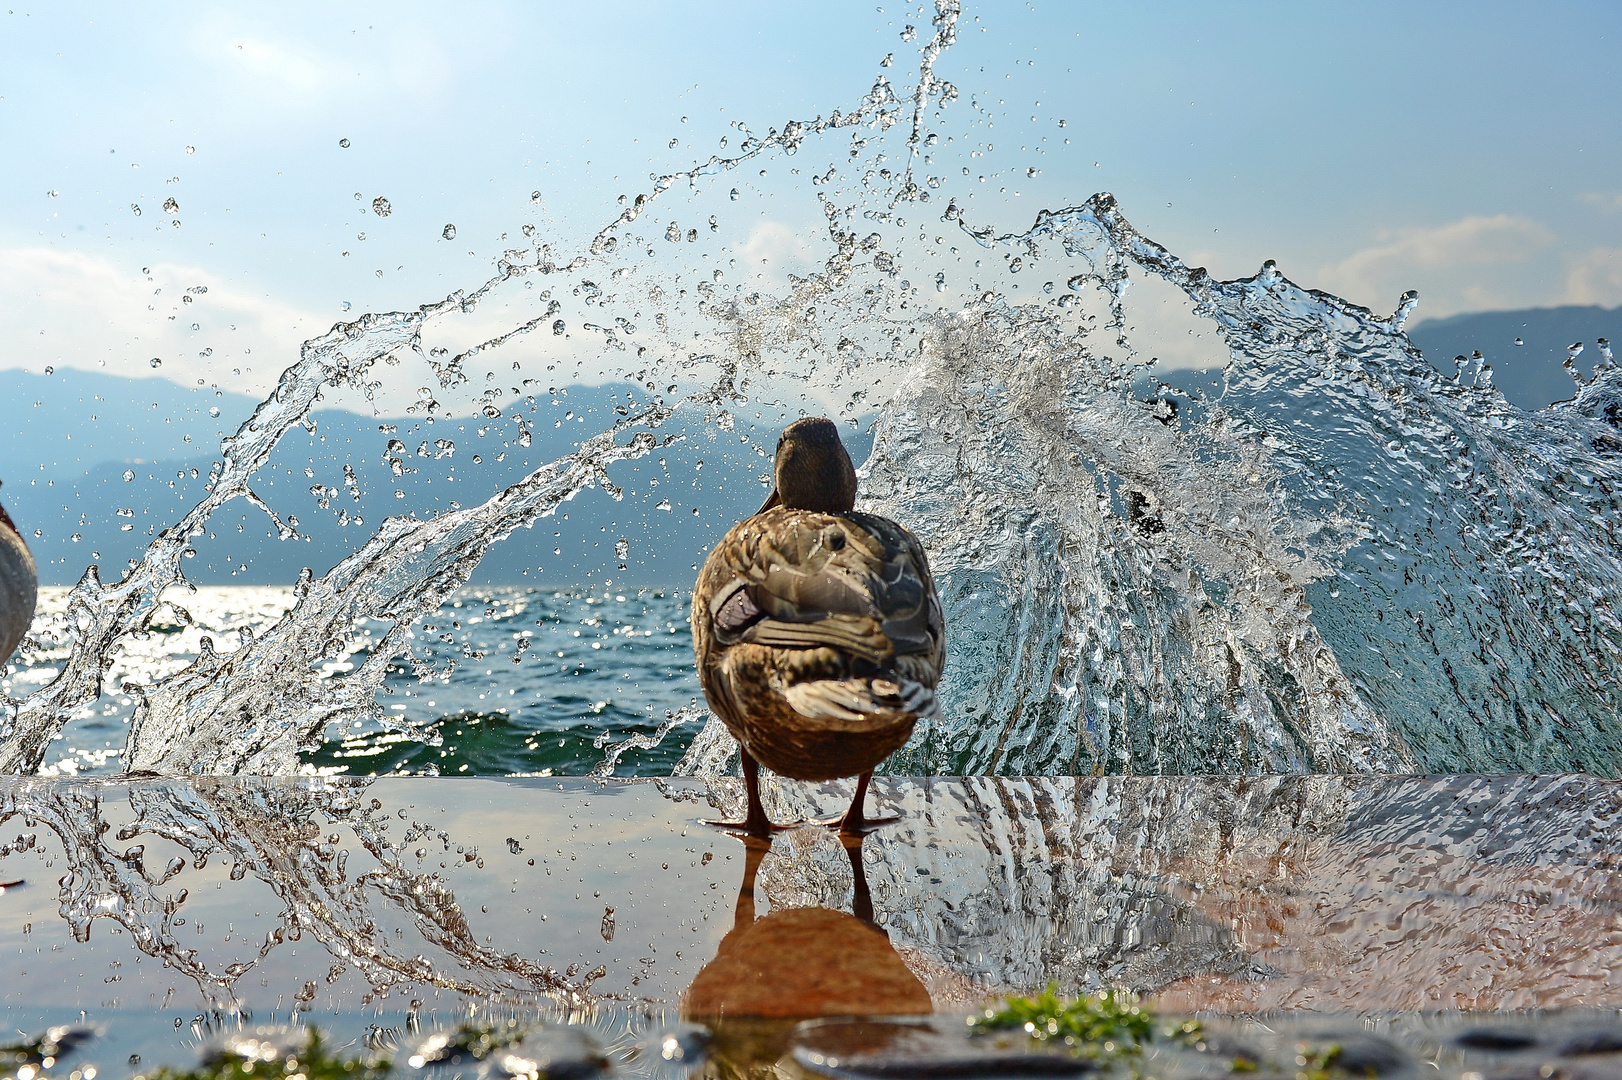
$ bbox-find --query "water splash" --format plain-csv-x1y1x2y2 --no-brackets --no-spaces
0,776,591,1004
7,0,1622,777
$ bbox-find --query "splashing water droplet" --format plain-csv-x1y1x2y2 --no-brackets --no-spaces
552,319,565,335
209,407,221,418
130,203,141,216
338,138,351,148
372,196,392,217
162,198,179,214
122,469,135,483
185,145,195,155
442,224,456,240
149,358,162,369
729,188,740,201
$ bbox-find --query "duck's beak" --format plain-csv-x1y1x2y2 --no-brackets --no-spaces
755,489,782,516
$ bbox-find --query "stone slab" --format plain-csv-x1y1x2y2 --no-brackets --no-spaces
1,773,1620,1068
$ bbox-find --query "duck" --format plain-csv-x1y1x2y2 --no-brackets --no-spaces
0,492,38,667
690,417,944,836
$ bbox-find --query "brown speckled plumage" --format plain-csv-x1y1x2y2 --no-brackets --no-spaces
691,418,943,834
0,497,38,667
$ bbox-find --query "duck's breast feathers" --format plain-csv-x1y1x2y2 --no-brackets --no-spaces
697,506,942,668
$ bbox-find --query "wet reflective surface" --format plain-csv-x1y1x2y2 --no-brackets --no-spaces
3,774,1622,1069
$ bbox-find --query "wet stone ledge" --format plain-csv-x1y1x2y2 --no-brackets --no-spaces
1,774,1621,1072
15,1011,1622,1080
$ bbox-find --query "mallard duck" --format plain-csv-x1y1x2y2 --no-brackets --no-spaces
690,417,944,835
0,494,38,667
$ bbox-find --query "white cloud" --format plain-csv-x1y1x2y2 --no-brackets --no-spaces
1316,215,1555,318
733,221,819,282
186,16,349,104
1580,193,1622,214
1563,247,1622,307
0,246,319,395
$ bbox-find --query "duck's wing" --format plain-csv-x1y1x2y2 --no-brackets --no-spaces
702,507,943,676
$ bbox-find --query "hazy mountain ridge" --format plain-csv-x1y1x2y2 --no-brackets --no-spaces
1406,304,1622,410
4,301,1606,586
3,369,856,586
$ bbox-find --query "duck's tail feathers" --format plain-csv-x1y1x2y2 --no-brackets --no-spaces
783,676,937,723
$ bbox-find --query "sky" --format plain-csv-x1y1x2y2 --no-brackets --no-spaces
3,0,1621,412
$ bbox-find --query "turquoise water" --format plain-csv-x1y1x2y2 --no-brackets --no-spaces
7,585,703,778
307,587,703,778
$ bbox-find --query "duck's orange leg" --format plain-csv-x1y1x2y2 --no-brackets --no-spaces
702,748,791,837
831,770,900,835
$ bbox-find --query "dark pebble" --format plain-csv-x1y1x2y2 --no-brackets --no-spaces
793,1048,1095,1079
1560,1031,1622,1057
1300,1031,1409,1076
1457,1030,1542,1052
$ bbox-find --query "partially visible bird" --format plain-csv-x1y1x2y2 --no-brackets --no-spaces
0,492,38,668
690,417,944,836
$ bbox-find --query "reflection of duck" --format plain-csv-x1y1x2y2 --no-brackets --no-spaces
691,418,944,835
682,833,932,1071
0,494,37,666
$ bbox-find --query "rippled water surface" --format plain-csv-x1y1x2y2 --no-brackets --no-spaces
4,586,701,778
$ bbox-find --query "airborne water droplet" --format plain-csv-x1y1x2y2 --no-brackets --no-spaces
162,198,179,214
339,138,351,148
209,407,220,418
130,203,141,216
150,358,162,368
552,319,565,335
729,188,740,201
122,469,135,483
1514,337,1524,346
185,145,195,155
372,196,392,217
442,224,456,240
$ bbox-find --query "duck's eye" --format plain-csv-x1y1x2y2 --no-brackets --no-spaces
826,530,846,551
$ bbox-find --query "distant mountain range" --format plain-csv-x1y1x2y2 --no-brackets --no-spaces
2,302,1612,586
1,367,868,587
1406,304,1622,410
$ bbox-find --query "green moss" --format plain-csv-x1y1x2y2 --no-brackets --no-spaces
967,984,1199,1060
135,1030,387,1080
1293,1042,1359,1080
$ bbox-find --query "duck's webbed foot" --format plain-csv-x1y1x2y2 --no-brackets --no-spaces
815,771,899,836
699,748,793,837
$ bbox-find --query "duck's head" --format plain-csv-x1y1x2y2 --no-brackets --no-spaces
758,416,857,515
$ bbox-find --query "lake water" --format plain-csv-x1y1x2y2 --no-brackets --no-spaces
5,586,703,778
